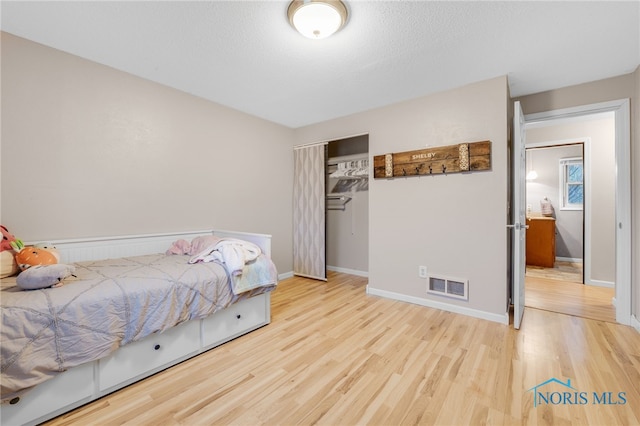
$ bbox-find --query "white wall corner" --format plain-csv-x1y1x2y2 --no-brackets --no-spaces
365,286,509,325
279,271,295,281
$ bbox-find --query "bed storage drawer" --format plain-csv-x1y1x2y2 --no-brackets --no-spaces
98,319,200,392
0,362,94,426
202,294,268,348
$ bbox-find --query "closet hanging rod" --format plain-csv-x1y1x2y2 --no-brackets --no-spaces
326,194,352,211
326,195,351,201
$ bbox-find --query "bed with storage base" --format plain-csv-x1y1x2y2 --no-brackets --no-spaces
0,229,276,426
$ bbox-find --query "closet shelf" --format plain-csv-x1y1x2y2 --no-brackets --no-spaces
328,174,368,180
327,154,368,166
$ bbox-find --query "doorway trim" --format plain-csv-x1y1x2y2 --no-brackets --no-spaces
523,99,631,325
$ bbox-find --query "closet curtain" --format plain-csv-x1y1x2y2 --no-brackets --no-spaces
293,143,327,281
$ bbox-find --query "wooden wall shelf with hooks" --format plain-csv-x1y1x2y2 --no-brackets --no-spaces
373,140,491,179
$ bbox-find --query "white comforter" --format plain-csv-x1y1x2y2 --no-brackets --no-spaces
188,238,261,275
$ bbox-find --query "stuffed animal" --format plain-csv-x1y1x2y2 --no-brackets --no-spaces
35,242,61,262
1,225,17,252
4,234,74,289
1,226,19,278
10,240,58,271
16,264,76,290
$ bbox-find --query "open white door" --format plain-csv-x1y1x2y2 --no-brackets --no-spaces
510,101,527,329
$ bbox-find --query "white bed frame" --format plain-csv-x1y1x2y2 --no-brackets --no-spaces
1,229,273,426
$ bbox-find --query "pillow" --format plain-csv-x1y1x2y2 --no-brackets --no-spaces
188,236,221,255
166,239,191,255
16,264,76,290
166,236,222,256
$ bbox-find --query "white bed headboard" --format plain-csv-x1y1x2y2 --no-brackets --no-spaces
28,229,272,263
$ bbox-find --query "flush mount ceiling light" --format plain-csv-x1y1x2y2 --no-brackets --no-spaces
287,0,348,39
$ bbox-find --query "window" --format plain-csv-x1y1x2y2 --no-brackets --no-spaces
559,157,583,210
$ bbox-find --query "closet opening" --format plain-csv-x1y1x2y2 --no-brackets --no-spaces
326,135,369,277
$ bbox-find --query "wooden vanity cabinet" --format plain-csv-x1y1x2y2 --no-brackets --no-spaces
526,217,556,268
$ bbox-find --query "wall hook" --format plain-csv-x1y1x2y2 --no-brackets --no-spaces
372,140,491,179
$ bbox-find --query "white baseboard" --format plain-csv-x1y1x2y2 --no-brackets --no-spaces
631,315,640,333
279,267,368,281
585,279,614,288
327,265,369,277
278,271,294,281
556,257,583,263
366,286,509,325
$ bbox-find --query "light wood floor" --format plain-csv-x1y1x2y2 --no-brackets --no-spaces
525,262,616,323
46,272,640,426
526,261,583,283
525,276,616,323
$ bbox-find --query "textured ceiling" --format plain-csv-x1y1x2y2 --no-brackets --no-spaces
2,1,639,128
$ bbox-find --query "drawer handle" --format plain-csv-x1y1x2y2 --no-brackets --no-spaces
236,314,242,319
154,344,161,351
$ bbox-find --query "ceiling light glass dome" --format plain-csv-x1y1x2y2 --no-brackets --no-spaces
288,0,348,39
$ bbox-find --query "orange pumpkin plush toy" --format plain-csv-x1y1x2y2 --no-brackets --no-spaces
10,240,58,271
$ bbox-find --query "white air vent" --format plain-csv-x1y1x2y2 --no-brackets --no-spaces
427,275,468,300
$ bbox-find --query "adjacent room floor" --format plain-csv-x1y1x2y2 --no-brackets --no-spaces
525,261,616,323
525,260,583,282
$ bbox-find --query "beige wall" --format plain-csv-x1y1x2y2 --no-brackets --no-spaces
0,32,294,272
326,190,369,273
517,69,639,322
517,73,636,114
295,76,510,321
5,29,636,326
526,117,616,284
